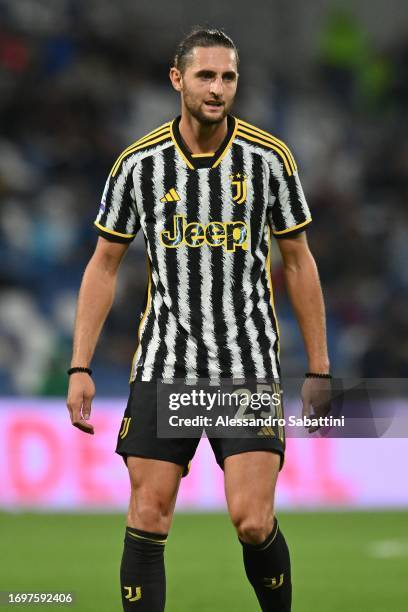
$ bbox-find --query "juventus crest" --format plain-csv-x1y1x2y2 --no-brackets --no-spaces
230,173,247,204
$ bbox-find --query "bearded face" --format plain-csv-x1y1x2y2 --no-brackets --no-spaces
173,46,238,125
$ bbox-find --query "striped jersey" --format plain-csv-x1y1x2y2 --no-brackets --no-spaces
94,115,312,382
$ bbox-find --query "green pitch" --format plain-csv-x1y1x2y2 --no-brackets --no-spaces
1,511,406,611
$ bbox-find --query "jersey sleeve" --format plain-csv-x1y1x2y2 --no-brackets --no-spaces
267,152,312,238
94,157,140,243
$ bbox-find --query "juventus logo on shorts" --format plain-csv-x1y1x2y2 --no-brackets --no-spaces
119,417,131,439
230,173,247,204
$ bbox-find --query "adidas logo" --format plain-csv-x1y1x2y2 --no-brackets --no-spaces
160,188,181,203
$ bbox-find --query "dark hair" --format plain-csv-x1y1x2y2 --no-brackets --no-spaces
174,27,239,73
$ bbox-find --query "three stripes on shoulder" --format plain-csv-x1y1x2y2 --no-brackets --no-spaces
236,119,297,176
109,118,297,179
110,122,172,177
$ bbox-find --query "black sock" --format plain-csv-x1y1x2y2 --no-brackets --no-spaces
240,518,292,612
120,527,167,611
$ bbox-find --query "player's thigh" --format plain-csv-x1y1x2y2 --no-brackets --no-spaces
127,457,183,530
224,450,281,525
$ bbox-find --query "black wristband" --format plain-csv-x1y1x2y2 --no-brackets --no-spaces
67,367,92,377
305,372,331,379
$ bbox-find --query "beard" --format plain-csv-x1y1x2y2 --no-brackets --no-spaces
183,91,233,125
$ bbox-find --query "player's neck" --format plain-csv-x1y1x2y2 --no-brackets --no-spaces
178,113,228,155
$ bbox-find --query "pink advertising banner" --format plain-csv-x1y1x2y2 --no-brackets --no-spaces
1,399,407,510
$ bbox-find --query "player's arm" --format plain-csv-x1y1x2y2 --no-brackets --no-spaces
67,237,129,434
276,232,331,426
267,143,331,426
276,232,329,374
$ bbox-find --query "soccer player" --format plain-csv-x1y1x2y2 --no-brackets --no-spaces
66,28,330,611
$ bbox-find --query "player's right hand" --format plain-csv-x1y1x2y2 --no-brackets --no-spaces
66,373,96,434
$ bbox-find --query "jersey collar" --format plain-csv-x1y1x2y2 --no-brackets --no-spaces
170,115,237,170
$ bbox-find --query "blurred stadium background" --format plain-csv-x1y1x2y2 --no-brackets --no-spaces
0,1,407,610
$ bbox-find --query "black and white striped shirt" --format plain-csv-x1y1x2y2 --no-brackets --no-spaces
94,115,312,382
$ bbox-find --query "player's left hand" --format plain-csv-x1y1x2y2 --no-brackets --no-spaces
301,377,332,433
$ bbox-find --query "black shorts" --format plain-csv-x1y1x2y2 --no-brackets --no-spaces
116,381,285,477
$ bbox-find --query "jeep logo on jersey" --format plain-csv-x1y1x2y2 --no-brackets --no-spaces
160,214,248,252
230,173,247,204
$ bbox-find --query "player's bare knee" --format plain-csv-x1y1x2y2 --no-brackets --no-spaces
128,494,173,533
231,509,275,545
236,517,274,544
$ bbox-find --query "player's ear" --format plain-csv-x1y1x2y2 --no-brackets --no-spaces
169,67,183,92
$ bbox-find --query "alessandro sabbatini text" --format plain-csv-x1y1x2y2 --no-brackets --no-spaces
167,414,345,428
164,386,344,431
